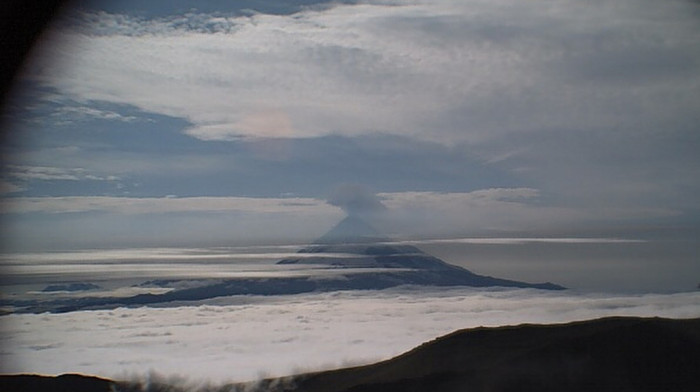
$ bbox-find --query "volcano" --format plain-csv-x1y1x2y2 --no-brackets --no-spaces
315,215,386,244
278,216,564,290
10,216,562,314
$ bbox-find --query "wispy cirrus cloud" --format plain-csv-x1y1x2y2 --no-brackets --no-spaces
5,165,120,182
375,189,679,236
379,188,541,208
0,181,25,195
49,105,140,125
0,195,342,250
394,237,644,246
0,195,334,215
2,189,546,216
0,188,680,251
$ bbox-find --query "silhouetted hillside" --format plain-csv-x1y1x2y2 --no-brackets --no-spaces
286,316,700,392
0,374,113,392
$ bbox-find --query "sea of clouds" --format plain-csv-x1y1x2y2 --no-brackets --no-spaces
2,287,698,384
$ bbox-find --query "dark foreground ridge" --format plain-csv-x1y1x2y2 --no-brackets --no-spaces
3,317,699,392
283,316,700,392
0,374,114,392
4,217,561,313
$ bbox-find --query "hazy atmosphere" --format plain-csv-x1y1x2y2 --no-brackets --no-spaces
1,0,699,388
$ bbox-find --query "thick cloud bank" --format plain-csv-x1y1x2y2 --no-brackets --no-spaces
32,0,700,147
1,288,698,383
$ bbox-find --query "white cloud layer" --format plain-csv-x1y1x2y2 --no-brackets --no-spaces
30,0,700,145
1,288,698,383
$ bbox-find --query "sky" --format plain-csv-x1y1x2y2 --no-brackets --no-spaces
1,0,700,250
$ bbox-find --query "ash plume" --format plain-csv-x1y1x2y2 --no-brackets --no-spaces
327,184,386,217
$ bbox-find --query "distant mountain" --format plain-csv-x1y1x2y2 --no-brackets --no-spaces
5,317,699,392
314,215,386,244
6,216,561,313
279,216,563,290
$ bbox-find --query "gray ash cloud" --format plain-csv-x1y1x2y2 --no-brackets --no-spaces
327,184,386,217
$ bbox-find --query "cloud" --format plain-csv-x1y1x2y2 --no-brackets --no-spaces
0,181,25,195
1,287,698,383
375,188,575,235
394,237,644,245
0,195,340,250
0,195,334,215
0,189,679,251
327,183,386,216
50,105,140,124
0,246,338,264
5,165,120,182
5,0,697,234
184,107,297,141
27,0,700,145
373,188,680,237
379,188,540,208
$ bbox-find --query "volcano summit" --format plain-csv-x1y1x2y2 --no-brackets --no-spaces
278,216,564,290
